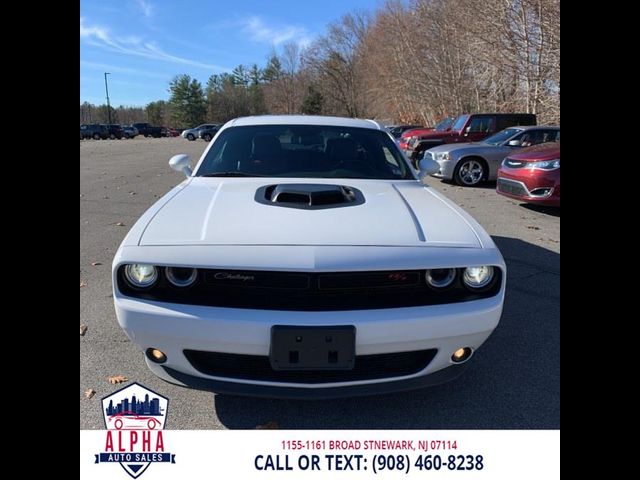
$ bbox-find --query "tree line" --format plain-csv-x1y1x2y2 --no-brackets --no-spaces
80,0,559,128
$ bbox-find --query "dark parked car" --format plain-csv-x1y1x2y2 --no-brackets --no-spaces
132,122,162,138
405,113,537,162
80,124,109,140
497,141,560,207
198,124,222,142
104,124,124,139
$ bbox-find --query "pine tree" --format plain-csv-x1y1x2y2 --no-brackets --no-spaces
168,74,206,127
301,85,324,115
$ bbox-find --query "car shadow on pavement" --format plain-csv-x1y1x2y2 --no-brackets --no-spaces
213,236,559,429
521,203,560,217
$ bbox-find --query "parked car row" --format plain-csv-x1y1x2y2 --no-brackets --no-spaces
80,123,183,140
402,112,559,207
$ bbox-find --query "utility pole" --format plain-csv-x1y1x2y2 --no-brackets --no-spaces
104,72,111,125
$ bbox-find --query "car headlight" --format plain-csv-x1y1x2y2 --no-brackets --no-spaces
525,159,560,170
463,266,494,289
434,152,450,161
124,264,158,288
425,268,456,289
166,267,198,287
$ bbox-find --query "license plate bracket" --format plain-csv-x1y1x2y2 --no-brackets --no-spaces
269,325,355,370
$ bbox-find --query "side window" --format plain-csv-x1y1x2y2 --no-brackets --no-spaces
467,117,494,133
517,130,552,147
518,131,538,147
541,130,559,143
81,125,87,130
518,115,536,126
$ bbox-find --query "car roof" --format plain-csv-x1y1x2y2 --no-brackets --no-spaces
226,115,384,130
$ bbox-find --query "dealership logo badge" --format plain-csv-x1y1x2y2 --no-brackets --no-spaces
95,382,175,478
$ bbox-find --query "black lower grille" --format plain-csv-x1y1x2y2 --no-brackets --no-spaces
183,349,438,383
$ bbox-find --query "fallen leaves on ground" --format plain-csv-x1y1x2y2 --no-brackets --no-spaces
80,324,88,336
107,375,128,385
256,421,280,430
115,222,125,226
84,389,96,399
91,262,102,266
526,225,540,230
80,282,87,288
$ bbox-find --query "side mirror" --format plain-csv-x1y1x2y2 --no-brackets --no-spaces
507,140,522,147
169,154,192,178
417,158,440,183
463,126,471,136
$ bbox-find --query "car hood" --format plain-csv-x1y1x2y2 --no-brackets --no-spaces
418,130,456,140
138,178,482,248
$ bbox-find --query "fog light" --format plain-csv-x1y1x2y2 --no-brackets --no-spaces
146,348,167,364
451,347,473,363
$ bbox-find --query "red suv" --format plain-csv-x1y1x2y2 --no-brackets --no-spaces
405,113,536,161
497,142,560,207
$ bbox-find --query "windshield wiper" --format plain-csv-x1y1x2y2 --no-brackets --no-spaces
199,172,264,177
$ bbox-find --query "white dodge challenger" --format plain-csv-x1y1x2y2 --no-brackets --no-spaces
112,115,505,399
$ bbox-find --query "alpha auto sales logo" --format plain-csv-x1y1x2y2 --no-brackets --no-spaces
94,382,175,478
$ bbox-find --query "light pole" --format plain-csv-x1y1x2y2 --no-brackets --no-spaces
104,72,111,125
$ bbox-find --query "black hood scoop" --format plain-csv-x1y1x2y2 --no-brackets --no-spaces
255,184,365,210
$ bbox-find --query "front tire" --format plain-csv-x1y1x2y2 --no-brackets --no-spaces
186,133,195,141
454,158,486,186
203,133,212,142
93,133,100,140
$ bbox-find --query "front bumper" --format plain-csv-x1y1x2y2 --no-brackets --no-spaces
425,155,455,179
497,169,560,206
114,291,504,397
160,363,467,399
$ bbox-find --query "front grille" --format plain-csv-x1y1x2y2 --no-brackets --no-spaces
183,349,438,383
118,267,502,311
497,178,528,196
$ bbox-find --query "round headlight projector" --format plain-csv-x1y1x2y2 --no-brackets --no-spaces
425,268,456,288
166,267,198,287
463,266,494,289
124,264,158,288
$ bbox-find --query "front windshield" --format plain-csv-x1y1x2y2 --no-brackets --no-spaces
483,128,522,145
451,115,469,131
196,124,415,180
435,117,453,131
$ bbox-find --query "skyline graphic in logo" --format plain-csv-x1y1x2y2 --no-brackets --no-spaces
95,382,175,478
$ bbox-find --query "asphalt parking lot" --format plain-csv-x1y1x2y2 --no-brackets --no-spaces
80,137,559,430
